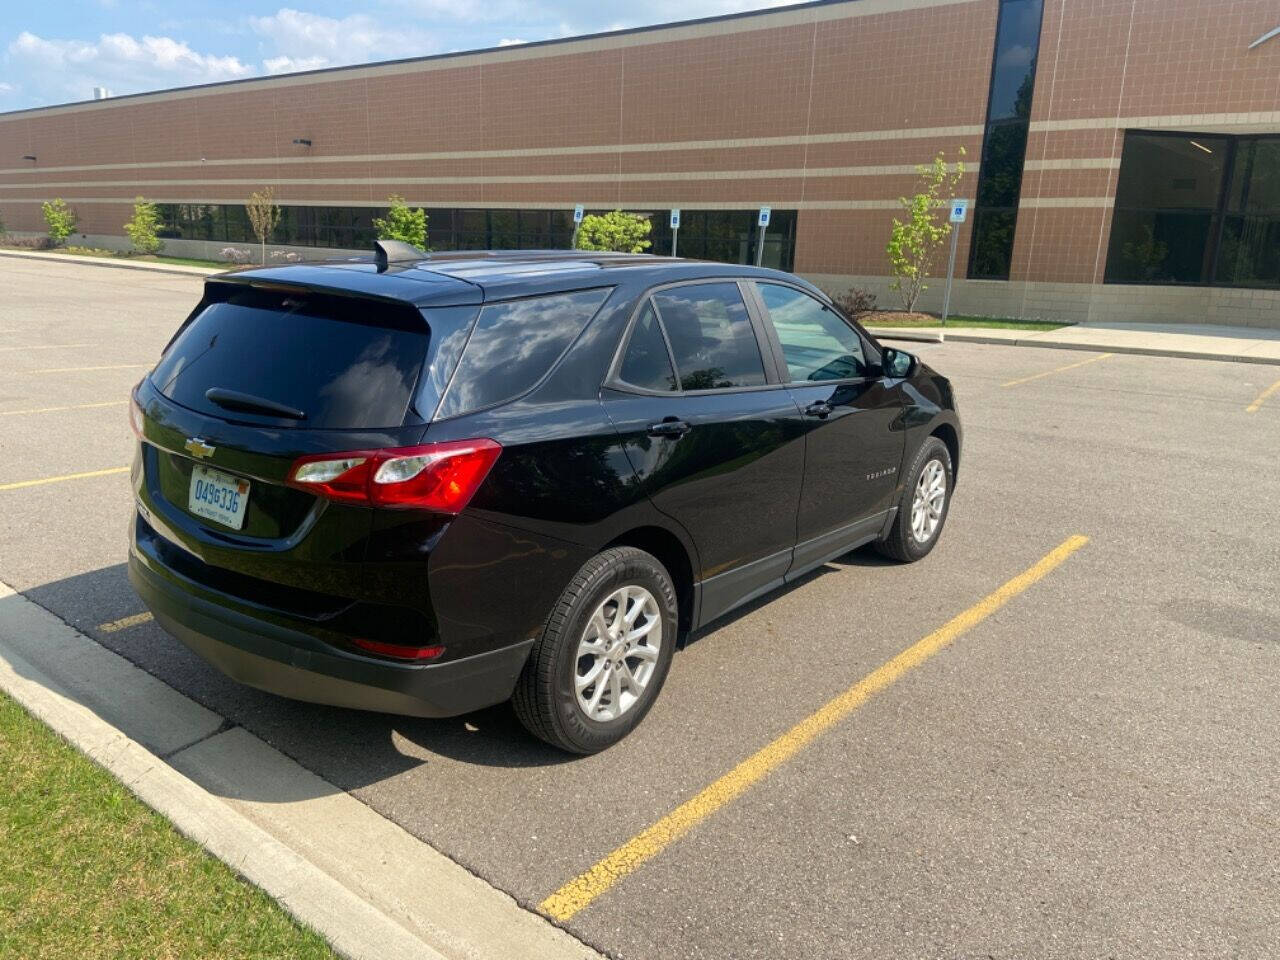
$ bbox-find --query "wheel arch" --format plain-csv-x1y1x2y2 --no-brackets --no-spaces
929,419,961,480
605,525,697,641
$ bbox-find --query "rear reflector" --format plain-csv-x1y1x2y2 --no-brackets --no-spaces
129,389,145,439
351,638,446,661
286,439,501,513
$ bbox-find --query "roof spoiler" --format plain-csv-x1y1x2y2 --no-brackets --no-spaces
374,239,428,272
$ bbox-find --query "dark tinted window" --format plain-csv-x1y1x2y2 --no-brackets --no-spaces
987,0,1043,122
1216,137,1280,287
967,0,1044,281
1104,133,1230,284
619,303,677,392
152,289,428,429
758,284,867,382
653,283,765,391
435,288,610,418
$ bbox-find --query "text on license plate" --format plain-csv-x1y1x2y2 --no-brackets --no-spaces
188,465,250,530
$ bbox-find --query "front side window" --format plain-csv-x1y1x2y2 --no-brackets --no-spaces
652,283,765,391
436,288,610,418
757,284,868,382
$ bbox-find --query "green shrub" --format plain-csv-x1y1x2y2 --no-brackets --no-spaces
42,198,78,246
123,197,164,256
373,195,428,249
574,210,652,253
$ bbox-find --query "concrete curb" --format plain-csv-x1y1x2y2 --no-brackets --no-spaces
0,582,601,960
0,248,219,278
866,327,1280,366
864,328,945,344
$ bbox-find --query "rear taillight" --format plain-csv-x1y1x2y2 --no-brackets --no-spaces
286,439,501,513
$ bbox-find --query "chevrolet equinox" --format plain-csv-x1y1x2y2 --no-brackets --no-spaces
128,243,961,753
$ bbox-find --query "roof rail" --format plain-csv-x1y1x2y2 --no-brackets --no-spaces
374,239,427,272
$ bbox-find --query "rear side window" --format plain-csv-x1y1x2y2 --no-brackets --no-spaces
152,288,429,429
652,283,765,391
618,303,677,392
435,288,610,419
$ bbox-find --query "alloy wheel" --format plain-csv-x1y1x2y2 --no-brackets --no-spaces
911,458,946,543
575,585,663,722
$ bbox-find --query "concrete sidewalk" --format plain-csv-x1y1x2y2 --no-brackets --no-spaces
866,321,1280,366
0,582,601,960
1,247,220,277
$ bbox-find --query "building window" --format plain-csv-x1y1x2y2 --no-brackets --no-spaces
1215,138,1280,288
967,0,1044,281
1104,132,1280,289
153,204,797,271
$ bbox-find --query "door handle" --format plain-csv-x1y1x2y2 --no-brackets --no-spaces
647,418,691,438
804,401,832,419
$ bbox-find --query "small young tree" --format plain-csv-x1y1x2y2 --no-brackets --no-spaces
373,194,428,249
574,210,652,253
42,198,78,247
886,148,966,312
245,187,282,265
123,196,164,256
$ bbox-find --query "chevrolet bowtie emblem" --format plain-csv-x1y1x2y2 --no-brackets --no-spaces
184,437,215,459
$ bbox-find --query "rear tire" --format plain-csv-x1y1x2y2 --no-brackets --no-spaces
875,436,953,563
512,547,677,754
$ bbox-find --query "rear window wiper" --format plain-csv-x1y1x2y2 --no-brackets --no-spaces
205,387,307,421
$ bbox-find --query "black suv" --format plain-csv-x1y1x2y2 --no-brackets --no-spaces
129,245,961,753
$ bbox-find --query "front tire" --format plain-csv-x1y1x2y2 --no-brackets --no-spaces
512,547,677,754
875,436,953,563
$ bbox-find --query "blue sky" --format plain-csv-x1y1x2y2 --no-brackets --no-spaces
1,0,792,111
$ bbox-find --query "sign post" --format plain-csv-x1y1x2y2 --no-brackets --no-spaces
670,208,681,258
571,204,584,249
942,199,969,326
755,206,771,267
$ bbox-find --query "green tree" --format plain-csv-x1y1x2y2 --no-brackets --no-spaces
373,194,428,249
123,196,164,256
574,210,652,253
42,198,78,246
245,187,281,265
886,148,966,312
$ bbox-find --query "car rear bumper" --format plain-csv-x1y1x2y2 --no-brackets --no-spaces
128,548,534,718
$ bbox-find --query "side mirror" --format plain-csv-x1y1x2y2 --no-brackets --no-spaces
882,347,915,379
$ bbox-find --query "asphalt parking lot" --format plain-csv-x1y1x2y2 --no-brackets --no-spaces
3,255,1278,959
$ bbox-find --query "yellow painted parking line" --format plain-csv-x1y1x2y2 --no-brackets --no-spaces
98,612,154,633
540,534,1091,923
0,400,127,417
1245,378,1280,414
0,466,129,491
27,364,150,374
1001,352,1113,388
0,342,95,352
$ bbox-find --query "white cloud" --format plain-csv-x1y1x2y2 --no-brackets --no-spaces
5,30,251,105
248,9,434,73
497,38,528,46
263,55,329,75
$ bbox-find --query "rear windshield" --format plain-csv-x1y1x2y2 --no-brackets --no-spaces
434,288,611,420
152,287,430,429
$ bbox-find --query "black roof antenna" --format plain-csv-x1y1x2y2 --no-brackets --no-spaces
374,239,427,272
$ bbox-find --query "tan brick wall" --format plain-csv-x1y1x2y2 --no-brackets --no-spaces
1,0,1278,326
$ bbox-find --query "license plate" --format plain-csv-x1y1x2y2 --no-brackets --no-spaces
188,465,250,530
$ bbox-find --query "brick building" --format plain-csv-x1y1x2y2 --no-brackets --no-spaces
2,0,1278,325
